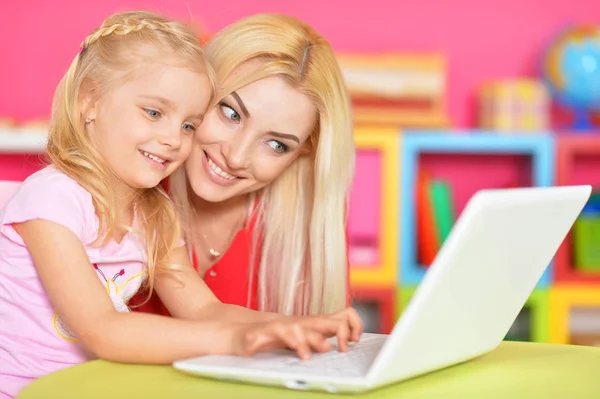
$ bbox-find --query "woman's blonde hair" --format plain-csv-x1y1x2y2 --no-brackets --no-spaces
47,11,214,297
172,14,355,315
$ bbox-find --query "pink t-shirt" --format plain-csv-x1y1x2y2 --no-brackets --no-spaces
0,166,147,398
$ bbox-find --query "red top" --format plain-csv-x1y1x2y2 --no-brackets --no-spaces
130,223,350,315
131,179,349,314
131,225,257,314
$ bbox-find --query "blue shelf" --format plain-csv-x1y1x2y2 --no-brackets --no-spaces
399,131,556,288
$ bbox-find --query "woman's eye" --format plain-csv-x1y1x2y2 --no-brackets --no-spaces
182,123,196,134
220,103,241,123
144,108,161,119
268,140,288,154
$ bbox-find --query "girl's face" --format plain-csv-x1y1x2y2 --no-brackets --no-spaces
185,61,318,203
85,61,212,192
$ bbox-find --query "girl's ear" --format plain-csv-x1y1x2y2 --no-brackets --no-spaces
79,81,98,122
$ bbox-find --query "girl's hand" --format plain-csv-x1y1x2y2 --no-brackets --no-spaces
295,307,364,352
323,307,364,350
232,309,364,360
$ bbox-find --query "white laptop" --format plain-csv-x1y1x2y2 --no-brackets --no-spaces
173,185,592,394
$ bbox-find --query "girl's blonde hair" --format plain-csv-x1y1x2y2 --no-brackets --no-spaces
171,14,355,315
47,11,214,298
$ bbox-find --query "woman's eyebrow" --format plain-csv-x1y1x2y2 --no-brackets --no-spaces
270,131,300,144
231,92,250,118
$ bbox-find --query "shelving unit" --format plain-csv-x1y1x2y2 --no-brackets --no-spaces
0,129,47,154
348,125,400,287
397,287,550,343
554,134,600,284
550,285,600,345
549,132,600,346
350,286,396,334
399,131,555,287
0,129,47,181
347,129,598,343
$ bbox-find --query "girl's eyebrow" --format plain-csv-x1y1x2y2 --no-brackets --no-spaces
139,95,175,109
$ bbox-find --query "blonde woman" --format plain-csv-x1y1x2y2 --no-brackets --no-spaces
137,14,356,320
0,11,360,398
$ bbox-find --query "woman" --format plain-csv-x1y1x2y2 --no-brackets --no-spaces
135,13,355,317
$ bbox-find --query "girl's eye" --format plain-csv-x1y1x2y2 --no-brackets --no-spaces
144,108,161,119
182,122,196,134
220,103,241,123
268,140,288,154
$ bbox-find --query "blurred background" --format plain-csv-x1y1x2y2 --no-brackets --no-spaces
1,0,599,346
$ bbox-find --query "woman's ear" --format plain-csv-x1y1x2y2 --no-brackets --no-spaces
299,127,319,156
299,141,312,155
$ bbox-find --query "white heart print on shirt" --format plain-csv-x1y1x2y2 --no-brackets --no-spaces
53,263,146,342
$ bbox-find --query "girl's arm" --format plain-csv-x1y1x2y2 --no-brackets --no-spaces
15,219,359,362
155,247,363,350
14,219,238,364
153,246,279,322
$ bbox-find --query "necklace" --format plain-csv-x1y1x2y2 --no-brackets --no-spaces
195,204,248,260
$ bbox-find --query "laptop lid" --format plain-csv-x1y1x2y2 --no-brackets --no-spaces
367,185,591,387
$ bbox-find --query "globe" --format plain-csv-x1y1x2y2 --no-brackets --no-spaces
542,26,600,130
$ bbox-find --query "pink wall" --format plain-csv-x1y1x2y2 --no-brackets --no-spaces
1,0,599,127
348,151,382,266
0,155,45,182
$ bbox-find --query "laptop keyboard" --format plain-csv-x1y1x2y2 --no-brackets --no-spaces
255,333,386,377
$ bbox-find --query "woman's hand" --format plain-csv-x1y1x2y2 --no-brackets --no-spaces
232,308,364,360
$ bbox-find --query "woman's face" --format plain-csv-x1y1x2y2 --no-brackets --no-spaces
185,61,318,203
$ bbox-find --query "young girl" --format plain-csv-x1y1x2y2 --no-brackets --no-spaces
0,11,361,398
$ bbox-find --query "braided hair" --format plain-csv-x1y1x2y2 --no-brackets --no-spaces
47,11,215,299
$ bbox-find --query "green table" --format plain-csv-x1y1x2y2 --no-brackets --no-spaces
18,342,600,398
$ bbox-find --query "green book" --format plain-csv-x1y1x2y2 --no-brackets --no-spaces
430,180,455,245
573,216,600,271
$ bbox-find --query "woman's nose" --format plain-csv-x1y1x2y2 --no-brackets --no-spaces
221,139,251,170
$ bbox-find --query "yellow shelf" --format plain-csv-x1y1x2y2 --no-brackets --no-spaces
550,285,600,344
350,125,400,287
